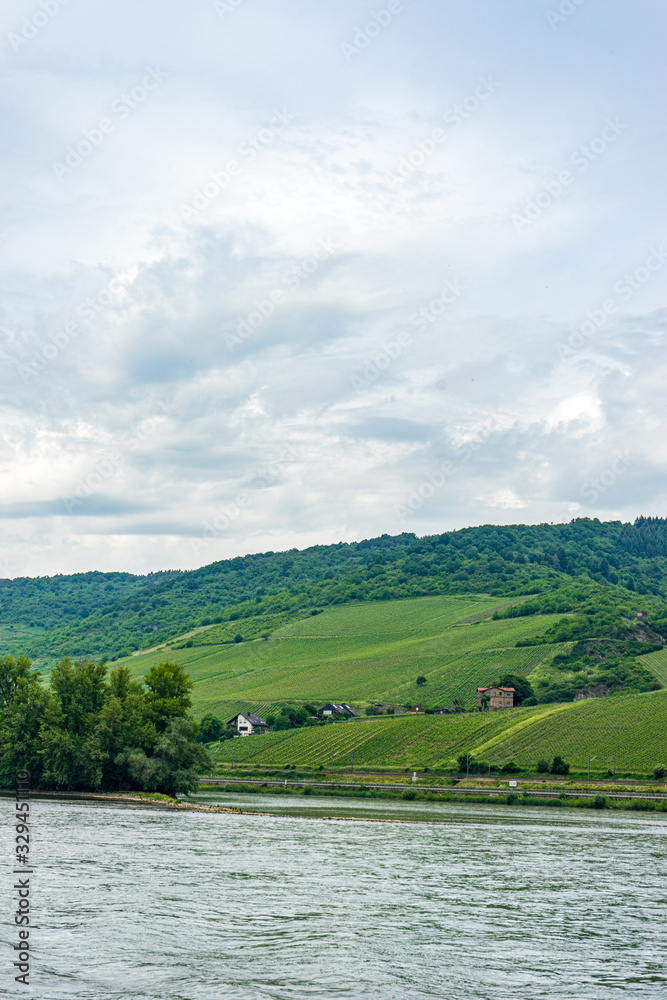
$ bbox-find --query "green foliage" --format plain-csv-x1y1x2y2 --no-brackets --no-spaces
493,674,534,705
536,759,549,773
196,714,224,743
0,654,206,795
117,718,210,798
550,756,570,775
654,765,666,780
0,655,51,787
9,517,667,665
416,675,427,686
144,661,193,732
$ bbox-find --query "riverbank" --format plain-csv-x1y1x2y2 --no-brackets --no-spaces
198,780,667,813
4,782,666,819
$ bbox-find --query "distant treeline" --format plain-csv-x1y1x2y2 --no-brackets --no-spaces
3,517,667,664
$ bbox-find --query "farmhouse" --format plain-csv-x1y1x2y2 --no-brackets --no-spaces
477,686,515,710
410,705,425,714
321,703,359,718
227,712,268,735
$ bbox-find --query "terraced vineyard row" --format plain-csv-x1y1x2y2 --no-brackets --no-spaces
641,648,667,687
213,690,667,772
126,595,564,714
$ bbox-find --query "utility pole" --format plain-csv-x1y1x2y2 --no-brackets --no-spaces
466,752,471,778
588,754,596,780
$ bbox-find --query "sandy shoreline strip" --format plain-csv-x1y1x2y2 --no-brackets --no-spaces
1,789,441,824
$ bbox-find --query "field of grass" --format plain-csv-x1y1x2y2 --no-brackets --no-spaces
212,689,667,774
122,595,566,716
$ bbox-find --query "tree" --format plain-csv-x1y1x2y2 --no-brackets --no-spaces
416,676,427,686
0,654,38,710
49,658,108,735
494,674,535,706
40,659,110,790
550,756,570,775
117,718,211,797
196,714,224,743
143,661,193,732
0,658,52,788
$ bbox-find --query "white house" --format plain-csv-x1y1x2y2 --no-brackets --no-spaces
227,712,268,735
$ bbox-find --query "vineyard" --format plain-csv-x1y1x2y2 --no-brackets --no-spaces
640,648,667,687
212,689,667,773
126,594,568,715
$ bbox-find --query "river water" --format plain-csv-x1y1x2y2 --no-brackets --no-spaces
1,793,665,999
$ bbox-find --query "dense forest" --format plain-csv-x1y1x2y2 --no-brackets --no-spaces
2,517,667,664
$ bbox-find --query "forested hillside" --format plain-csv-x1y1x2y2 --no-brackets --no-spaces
3,517,667,664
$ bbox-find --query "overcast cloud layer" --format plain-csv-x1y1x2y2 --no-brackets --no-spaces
1,0,665,578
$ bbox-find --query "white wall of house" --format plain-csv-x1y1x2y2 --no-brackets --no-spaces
237,713,253,735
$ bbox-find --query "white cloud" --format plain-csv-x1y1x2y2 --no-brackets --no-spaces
0,0,665,576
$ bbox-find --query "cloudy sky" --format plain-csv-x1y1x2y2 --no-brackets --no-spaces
1,0,665,578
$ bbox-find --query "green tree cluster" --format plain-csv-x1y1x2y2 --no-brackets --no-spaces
0,656,209,796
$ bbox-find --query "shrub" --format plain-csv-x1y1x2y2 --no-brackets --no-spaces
416,676,427,686
654,765,666,780
233,635,243,643
506,792,518,805
629,799,655,811
550,756,570,775
501,761,521,773
303,786,313,795
402,789,416,800
523,696,538,707
536,759,550,773
593,794,607,809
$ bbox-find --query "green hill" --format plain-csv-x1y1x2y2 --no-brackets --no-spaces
120,593,661,719
211,689,667,774
5,516,667,665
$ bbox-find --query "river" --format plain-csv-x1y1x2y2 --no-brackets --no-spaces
1,793,665,998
